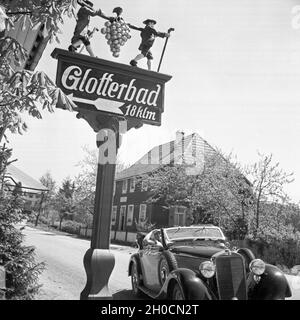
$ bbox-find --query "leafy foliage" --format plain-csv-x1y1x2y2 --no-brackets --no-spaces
238,237,300,269
0,1,83,300
245,153,295,239
60,220,82,234
0,145,44,299
72,146,129,226
1,0,77,41
144,152,253,239
144,151,299,244
54,178,76,230
30,171,57,226
0,1,77,143
73,146,97,226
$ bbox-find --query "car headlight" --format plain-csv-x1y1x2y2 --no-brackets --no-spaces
199,261,215,278
249,259,265,275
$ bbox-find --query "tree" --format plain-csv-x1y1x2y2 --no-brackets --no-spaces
0,0,80,300
245,153,294,239
0,0,77,144
73,146,97,226
193,153,253,239
73,146,129,226
143,152,253,239
54,178,75,230
0,145,44,299
286,203,300,233
33,171,57,226
73,173,94,228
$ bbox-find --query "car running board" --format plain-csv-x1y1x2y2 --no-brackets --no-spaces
138,285,164,299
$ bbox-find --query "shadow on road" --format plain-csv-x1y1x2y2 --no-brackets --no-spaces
112,289,151,300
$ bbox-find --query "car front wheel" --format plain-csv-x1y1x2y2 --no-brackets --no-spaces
131,260,143,297
171,283,185,300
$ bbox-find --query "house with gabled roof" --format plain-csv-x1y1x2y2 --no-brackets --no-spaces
5,164,48,212
110,131,220,243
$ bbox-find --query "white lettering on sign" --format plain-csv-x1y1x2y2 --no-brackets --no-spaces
61,66,82,90
124,105,157,121
61,66,161,107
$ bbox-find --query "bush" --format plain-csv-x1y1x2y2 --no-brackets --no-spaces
38,215,50,226
0,146,45,299
50,221,59,229
60,220,83,234
0,192,45,299
238,238,300,269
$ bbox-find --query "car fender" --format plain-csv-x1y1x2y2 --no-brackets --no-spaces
248,264,292,300
162,268,213,300
128,253,142,277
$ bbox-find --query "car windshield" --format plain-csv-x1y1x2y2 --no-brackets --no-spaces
165,226,224,241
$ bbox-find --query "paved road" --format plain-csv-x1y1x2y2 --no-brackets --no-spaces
23,226,139,300
23,226,300,300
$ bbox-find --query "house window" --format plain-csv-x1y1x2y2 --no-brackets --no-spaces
129,178,135,193
127,205,134,226
174,206,186,226
113,181,116,196
141,180,148,192
139,204,147,223
119,205,127,231
111,206,117,226
122,180,128,194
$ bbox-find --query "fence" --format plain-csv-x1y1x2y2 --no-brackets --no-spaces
78,226,93,238
78,226,137,244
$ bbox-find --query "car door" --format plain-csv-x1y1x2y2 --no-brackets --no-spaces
140,230,163,292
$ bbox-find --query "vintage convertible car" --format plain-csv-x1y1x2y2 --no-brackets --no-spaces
128,225,292,300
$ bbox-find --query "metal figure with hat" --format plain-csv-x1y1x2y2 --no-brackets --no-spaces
100,6,124,24
68,0,102,57
128,19,170,71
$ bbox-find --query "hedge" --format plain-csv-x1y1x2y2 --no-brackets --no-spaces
60,220,83,234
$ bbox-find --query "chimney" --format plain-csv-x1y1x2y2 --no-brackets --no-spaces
174,131,185,165
176,131,184,143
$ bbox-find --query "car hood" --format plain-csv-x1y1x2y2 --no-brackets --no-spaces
171,245,224,258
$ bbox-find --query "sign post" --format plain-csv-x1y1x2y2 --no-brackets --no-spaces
51,49,172,299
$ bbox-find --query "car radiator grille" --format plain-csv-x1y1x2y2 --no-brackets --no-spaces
215,254,247,300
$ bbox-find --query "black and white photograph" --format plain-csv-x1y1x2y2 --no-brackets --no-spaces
1,0,300,306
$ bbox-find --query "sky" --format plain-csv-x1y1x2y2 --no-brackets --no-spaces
6,0,300,202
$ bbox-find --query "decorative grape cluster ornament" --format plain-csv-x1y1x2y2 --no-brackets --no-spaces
101,20,131,58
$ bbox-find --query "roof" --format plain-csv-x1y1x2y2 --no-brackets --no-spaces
116,133,219,180
6,165,48,193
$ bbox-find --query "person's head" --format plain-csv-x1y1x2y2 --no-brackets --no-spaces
143,19,156,27
86,0,93,6
113,7,123,16
78,0,94,8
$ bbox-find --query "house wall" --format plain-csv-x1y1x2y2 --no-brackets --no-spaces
111,133,222,243
112,181,192,242
23,191,42,211
111,177,175,243
111,178,153,239
151,203,169,228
